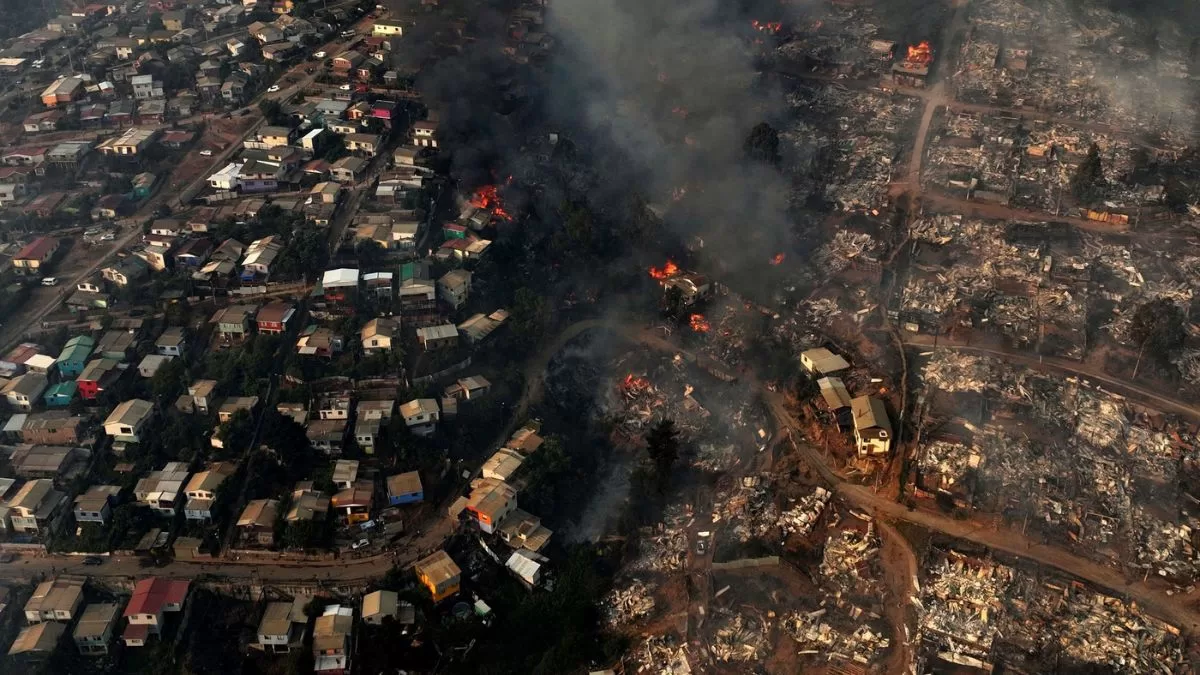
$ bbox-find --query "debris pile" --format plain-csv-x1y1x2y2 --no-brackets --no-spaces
602,578,657,629
779,486,833,537
819,523,880,587
917,553,1014,664
816,230,882,275
709,611,767,663
629,505,690,573
629,634,692,674
783,606,890,665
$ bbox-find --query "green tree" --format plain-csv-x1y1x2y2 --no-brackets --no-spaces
645,418,680,491
355,239,386,269
258,98,284,125
150,356,187,403
510,287,547,344
1071,142,1106,204
564,203,594,248
744,122,781,165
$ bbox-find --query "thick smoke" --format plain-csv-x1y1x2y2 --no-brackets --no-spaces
546,0,800,277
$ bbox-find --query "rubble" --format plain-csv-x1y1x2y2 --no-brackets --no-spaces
629,634,692,674
709,611,767,663
629,504,691,573
602,578,657,629
779,486,833,537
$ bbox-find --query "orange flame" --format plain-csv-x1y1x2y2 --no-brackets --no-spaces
905,41,933,65
470,185,512,220
672,186,688,202
689,314,710,333
622,373,651,391
770,253,785,265
649,260,679,280
672,106,689,118
751,20,782,34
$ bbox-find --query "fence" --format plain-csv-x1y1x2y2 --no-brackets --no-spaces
411,357,473,385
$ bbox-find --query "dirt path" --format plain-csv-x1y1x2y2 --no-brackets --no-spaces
902,335,1200,422
876,519,919,675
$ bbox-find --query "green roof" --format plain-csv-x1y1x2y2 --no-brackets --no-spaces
56,335,96,364
44,380,78,398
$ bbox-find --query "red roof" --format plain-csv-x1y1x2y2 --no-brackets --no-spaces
14,236,57,261
122,622,150,641
124,578,190,616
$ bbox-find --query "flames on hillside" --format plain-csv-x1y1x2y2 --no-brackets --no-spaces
621,374,653,395
770,253,785,265
751,20,782,34
689,314,710,333
469,184,512,221
649,260,680,280
905,41,933,65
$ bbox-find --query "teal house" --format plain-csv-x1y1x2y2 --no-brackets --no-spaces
55,335,96,378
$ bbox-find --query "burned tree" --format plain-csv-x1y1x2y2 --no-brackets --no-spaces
1070,143,1106,205
646,418,680,491
1130,298,1186,361
744,122,781,166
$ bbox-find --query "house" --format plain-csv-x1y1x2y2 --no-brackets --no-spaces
332,459,359,490
101,257,149,287
800,347,850,376
96,331,135,362
386,471,423,506
136,243,172,272
437,269,472,309
21,411,85,446
183,461,237,521
312,604,352,675
416,324,458,351
851,396,892,456
372,20,404,37
134,462,191,515
256,598,307,653
0,182,30,206
257,126,296,149
54,336,95,378
307,419,348,454
10,445,76,481
237,499,279,546
310,181,340,204
122,578,190,647
296,326,344,357
137,354,174,378
212,304,257,340
104,399,154,443
393,146,418,167
399,398,439,437
344,133,381,155
357,399,394,421
96,127,158,156
173,238,212,267
13,237,58,275
287,482,330,521
817,377,852,411
331,50,364,72
8,622,66,657
330,156,367,184
412,120,438,148
40,77,85,107
360,317,398,352
463,478,517,534
481,448,524,482
361,590,398,625
0,342,41,376
131,74,164,99
317,395,352,421
24,577,84,623
41,381,76,408
184,379,219,415
4,372,49,411
506,549,544,588
74,603,120,656
256,301,295,334
75,358,120,401
331,481,372,524
74,485,121,525
242,236,283,276
210,238,246,263
8,478,66,533
445,375,491,401
413,550,461,602
496,509,553,553
354,419,379,453
155,327,187,357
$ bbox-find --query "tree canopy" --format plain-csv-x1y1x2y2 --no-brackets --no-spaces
744,122,781,165
645,418,680,491
1071,142,1106,205
1130,298,1186,358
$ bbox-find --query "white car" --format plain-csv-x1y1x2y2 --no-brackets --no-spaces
199,149,213,156
339,84,352,91
267,84,280,93
314,51,326,58
40,277,58,287
351,538,369,550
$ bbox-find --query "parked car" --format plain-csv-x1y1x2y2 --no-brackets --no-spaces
351,538,369,550
199,149,213,156
267,84,280,92
40,277,58,286
339,84,352,91
82,556,104,566
314,50,326,58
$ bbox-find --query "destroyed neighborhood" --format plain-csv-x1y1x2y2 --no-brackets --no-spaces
0,0,1198,673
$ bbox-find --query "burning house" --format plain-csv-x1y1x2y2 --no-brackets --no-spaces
651,260,712,309
892,41,932,88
